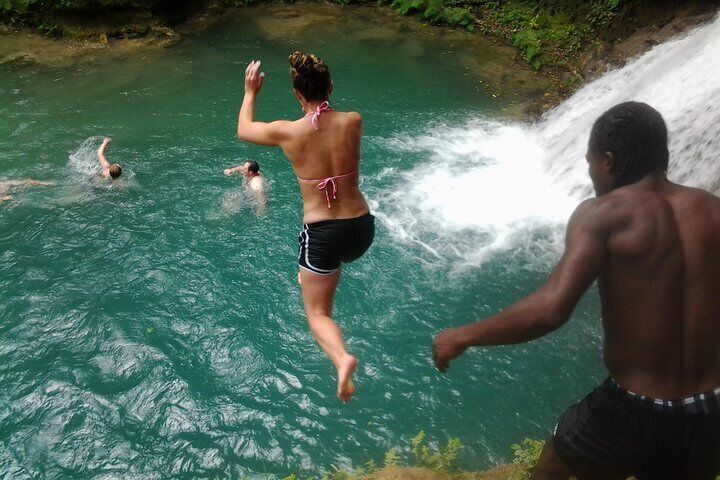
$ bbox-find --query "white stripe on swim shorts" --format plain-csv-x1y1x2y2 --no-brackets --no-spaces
303,224,337,275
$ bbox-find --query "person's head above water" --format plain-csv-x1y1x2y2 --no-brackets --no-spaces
108,164,122,179
289,51,332,103
245,161,259,176
587,101,669,195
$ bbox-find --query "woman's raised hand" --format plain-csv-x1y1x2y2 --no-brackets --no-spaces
244,60,265,95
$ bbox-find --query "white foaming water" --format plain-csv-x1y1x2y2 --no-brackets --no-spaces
68,137,104,176
67,137,136,190
376,12,720,270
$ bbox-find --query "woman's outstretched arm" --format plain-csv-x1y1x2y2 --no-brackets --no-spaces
237,60,293,147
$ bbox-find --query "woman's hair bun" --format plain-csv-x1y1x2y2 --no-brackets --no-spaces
289,51,331,102
289,51,325,76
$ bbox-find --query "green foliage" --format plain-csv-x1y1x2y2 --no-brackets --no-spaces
410,431,462,470
391,0,425,15
511,29,542,70
391,0,476,31
442,7,475,31
509,438,545,480
352,460,378,476
588,0,622,29
493,3,532,29
323,465,352,480
383,448,402,466
481,0,628,69
285,432,463,480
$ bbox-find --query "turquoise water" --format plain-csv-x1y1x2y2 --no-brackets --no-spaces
0,6,605,478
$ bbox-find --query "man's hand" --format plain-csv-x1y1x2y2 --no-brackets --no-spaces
224,168,233,176
244,60,265,95
432,327,467,372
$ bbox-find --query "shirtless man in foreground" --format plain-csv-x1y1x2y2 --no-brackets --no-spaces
0,179,53,203
433,102,720,479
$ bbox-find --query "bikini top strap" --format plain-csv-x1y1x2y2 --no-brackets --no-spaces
304,101,332,130
297,170,357,209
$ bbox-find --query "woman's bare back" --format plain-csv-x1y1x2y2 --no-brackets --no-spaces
282,109,369,223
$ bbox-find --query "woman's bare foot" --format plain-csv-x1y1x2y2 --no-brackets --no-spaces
336,354,357,402
1,195,13,204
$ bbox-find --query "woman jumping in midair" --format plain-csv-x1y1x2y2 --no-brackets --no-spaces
237,52,374,402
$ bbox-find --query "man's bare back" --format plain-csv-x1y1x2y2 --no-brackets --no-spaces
592,177,720,399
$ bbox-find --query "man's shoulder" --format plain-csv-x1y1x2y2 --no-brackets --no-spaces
592,183,662,216
672,183,720,204
572,196,621,221
670,183,720,221
249,175,264,189
567,195,634,239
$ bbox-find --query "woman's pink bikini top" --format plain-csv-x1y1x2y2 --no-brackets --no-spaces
297,101,357,209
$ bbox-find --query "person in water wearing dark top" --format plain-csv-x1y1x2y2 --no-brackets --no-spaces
237,53,374,402
433,102,720,479
97,137,122,179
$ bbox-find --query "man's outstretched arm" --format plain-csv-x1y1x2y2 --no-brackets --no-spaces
224,165,243,175
97,137,112,177
432,199,610,372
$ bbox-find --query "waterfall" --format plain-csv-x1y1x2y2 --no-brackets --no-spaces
376,12,720,270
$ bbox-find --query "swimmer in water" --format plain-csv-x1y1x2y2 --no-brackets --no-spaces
97,137,122,179
0,179,53,203
237,53,374,402
224,161,264,192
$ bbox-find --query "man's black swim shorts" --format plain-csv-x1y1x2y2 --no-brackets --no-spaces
553,378,720,479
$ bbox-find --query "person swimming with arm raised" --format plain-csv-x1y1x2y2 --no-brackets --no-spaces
225,160,265,212
432,102,720,479
97,137,122,179
224,161,264,192
236,53,374,402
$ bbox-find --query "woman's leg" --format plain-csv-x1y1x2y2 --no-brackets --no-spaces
299,267,357,402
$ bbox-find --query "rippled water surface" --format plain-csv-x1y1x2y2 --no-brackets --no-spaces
0,6,605,478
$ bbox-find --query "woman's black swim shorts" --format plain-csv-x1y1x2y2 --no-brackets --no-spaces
297,213,375,276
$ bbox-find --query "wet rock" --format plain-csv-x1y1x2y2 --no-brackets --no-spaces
0,52,35,66
148,26,176,38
